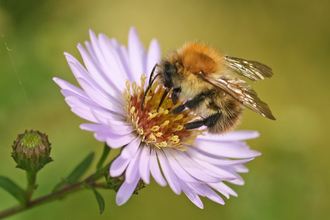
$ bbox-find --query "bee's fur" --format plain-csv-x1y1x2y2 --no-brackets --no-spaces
155,42,274,134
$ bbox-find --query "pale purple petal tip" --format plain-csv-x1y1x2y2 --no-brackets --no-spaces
128,26,146,82
116,176,140,206
146,39,161,76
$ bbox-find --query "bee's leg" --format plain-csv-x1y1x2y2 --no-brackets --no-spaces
157,90,168,109
171,87,181,105
184,120,205,130
171,92,179,105
185,113,222,130
172,96,205,114
202,113,222,127
172,104,186,114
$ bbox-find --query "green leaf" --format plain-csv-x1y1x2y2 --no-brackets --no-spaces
96,143,111,170
51,152,95,193
82,182,105,214
51,181,65,193
66,152,95,183
0,176,26,206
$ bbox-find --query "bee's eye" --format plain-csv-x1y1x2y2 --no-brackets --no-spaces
164,62,176,88
164,67,171,82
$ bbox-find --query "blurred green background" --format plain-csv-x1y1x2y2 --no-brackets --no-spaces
0,0,329,219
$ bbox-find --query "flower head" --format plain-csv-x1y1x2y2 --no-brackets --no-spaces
12,130,52,172
54,27,261,208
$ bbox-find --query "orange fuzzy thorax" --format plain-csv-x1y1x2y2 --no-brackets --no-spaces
174,42,225,76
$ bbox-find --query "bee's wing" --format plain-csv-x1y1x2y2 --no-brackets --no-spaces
225,56,273,82
202,74,276,120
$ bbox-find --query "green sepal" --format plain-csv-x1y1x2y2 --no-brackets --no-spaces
52,152,95,193
0,175,26,206
82,182,105,214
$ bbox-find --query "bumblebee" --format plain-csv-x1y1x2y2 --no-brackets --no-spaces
142,42,275,134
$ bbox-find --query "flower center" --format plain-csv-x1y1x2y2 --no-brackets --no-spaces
123,74,203,151
20,131,44,150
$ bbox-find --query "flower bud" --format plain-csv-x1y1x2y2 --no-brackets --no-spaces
104,172,145,194
12,130,53,172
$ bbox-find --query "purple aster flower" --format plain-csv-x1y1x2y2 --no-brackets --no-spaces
53,27,261,209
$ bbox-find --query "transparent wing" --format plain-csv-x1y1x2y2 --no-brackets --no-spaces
202,74,276,120
225,56,273,82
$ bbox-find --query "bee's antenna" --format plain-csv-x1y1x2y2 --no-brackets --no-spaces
157,89,168,110
141,64,159,111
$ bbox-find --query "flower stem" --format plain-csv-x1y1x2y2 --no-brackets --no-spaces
0,163,110,219
25,171,37,203
0,181,98,219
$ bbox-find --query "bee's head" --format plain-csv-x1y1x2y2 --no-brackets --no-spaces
158,58,185,90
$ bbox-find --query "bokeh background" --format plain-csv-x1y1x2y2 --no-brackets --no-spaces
0,0,329,219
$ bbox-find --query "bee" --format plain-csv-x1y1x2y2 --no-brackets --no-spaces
142,42,275,134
